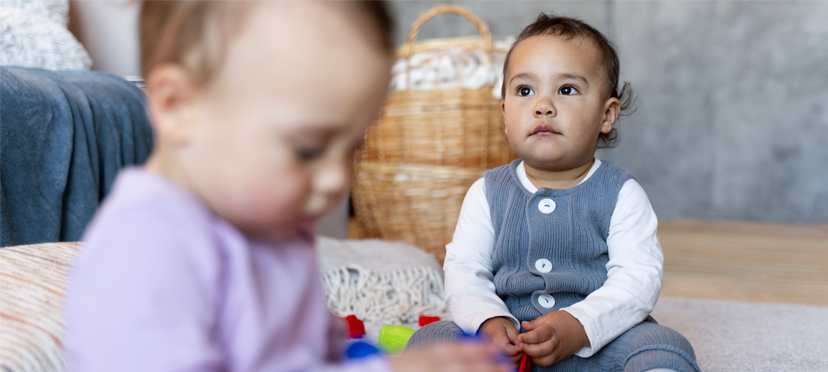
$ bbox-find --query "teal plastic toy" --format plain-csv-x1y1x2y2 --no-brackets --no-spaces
377,325,415,354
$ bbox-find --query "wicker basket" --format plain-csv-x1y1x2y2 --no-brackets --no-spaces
352,5,518,263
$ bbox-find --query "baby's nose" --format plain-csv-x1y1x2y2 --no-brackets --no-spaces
533,100,556,117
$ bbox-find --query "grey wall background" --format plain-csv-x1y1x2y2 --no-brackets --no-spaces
70,1,828,224
389,1,828,223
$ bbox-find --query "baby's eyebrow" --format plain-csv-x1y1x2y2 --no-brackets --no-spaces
509,72,538,84
509,72,590,86
557,73,589,86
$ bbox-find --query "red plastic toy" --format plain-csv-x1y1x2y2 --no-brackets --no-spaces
343,315,365,339
518,354,532,372
418,315,441,327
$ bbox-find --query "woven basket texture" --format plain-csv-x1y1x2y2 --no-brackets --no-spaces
0,242,78,372
352,5,518,263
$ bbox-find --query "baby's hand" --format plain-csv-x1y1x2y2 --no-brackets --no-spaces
389,342,510,372
516,311,589,367
479,317,524,363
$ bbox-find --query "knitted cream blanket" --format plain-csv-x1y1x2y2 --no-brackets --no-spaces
316,237,451,325
389,37,514,99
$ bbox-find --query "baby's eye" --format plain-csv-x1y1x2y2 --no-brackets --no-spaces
295,146,325,161
558,85,579,95
516,85,534,97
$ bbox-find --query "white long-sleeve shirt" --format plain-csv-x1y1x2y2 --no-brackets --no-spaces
443,159,663,357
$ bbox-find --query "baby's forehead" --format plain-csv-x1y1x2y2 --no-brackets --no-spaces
217,3,387,84
206,2,391,129
509,34,606,78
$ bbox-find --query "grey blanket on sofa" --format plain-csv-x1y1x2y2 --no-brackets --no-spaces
0,66,153,246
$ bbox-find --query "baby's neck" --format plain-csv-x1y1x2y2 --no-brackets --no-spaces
524,158,595,190
144,150,199,197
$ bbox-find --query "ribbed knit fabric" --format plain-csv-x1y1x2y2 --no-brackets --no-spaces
406,318,700,372
485,160,631,322
405,321,465,350
407,160,700,371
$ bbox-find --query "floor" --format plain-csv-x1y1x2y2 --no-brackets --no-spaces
658,219,828,307
349,218,828,307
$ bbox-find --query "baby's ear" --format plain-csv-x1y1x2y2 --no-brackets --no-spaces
146,65,201,145
600,97,621,134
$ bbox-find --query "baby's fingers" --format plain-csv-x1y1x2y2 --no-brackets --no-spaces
505,323,521,344
520,339,555,358
490,331,521,356
521,320,536,332
440,342,498,362
447,357,510,372
392,344,510,372
439,344,510,372
445,362,510,372
530,353,558,368
517,325,553,344
509,351,524,364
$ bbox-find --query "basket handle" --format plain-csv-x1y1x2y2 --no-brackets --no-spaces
402,5,492,58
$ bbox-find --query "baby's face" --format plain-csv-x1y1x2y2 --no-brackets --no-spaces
502,35,617,171
182,3,390,238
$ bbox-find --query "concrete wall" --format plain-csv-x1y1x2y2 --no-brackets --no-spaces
69,1,828,223
68,0,141,77
389,1,828,223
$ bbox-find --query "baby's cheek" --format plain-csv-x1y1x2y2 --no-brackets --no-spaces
218,169,310,237
254,173,309,223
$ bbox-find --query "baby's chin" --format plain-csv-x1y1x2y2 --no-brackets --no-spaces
523,154,592,171
517,149,568,168
222,211,310,242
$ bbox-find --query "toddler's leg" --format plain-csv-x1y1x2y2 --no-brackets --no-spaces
405,321,465,350
586,318,700,372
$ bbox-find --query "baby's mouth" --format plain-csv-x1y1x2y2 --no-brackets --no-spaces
531,124,561,136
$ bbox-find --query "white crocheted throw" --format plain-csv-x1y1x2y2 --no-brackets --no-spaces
316,237,451,326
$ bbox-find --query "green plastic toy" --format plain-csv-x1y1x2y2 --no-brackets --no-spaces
377,325,416,354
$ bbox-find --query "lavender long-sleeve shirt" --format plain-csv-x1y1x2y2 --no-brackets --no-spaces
64,168,391,372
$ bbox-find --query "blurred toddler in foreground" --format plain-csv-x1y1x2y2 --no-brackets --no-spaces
63,2,509,372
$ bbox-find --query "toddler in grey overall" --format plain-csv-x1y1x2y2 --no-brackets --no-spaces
407,161,700,372
407,11,700,372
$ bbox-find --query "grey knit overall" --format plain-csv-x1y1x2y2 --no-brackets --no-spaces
407,160,700,372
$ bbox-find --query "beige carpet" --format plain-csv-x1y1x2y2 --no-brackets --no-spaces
653,297,828,372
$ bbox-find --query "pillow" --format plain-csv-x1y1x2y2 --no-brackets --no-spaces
0,0,92,71
0,0,69,26
0,242,79,371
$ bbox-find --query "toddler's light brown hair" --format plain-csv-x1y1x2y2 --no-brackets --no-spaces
139,1,394,87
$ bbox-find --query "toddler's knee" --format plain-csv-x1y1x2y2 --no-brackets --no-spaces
629,323,695,357
623,323,699,372
405,321,464,350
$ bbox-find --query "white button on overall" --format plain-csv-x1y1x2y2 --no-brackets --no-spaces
538,294,555,308
538,198,556,214
535,259,553,273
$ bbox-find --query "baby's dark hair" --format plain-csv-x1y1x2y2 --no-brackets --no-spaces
502,14,636,149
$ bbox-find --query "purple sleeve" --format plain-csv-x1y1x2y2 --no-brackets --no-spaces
316,358,394,372
63,178,395,372
64,204,225,372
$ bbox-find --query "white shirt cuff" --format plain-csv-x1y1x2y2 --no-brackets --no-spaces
464,310,520,335
560,307,600,358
